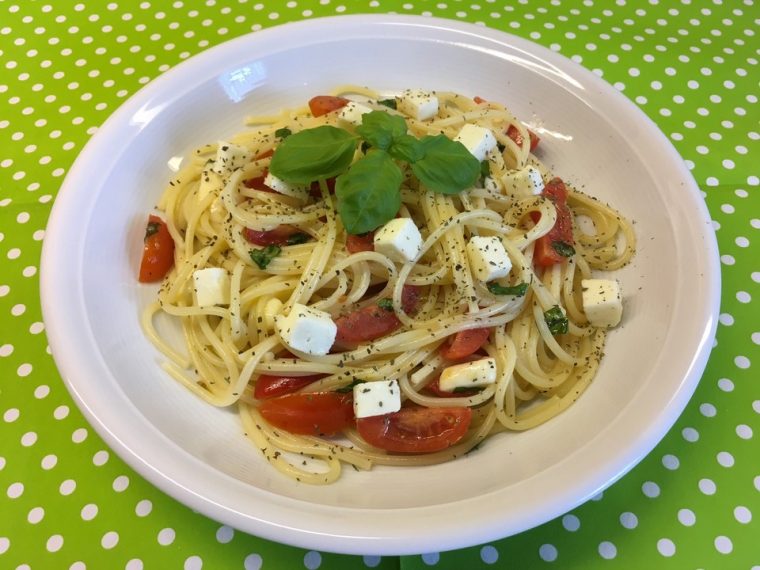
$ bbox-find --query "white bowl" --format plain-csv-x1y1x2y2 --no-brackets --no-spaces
40,15,720,555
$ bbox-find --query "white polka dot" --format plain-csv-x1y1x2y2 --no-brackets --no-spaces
720,254,735,265
0,537,8,555
562,514,580,531
718,378,734,392
135,499,153,517
47,534,64,552
598,541,617,559
304,550,322,569
101,531,119,549
662,454,680,470
736,291,751,304
678,508,696,526
699,478,716,495
7,482,24,499
157,528,176,546
619,512,638,529
735,356,750,369
28,506,45,524
421,553,440,565
539,543,558,562
244,554,263,570
216,525,234,544
734,506,752,524
719,313,735,325
113,475,129,492
93,450,109,466
60,479,76,495
3,408,19,422
715,536,733,554
21,431,37,446
682,427,699,442
72,428,88,443
736,424,752,439
30,322,45,334
11,304,26,317
657,538,676,557
16,363,32,377
0,344,13,357
717,451,735,467
642,481,661,498
54,405,69,420
700,403,717,417
81,503,98,520
41,454,58,469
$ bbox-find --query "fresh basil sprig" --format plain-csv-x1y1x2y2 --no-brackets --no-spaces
544,305,569,335
411,135,481,195
269,125,356,184
552,241,575,257
487,281,529,297
249,245,281,269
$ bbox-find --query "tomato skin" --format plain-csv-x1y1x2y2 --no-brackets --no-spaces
308,96,350,117
243,170,276,193
507,124,540,152
531,177,574,267
138,215,174,282
258,393,354,436
440,327,491,361
346,232,375,254
308,176,337,198
356,406,472,453
243,224,303,246
527,129,541,151
333,285,420,349
253,373,327,399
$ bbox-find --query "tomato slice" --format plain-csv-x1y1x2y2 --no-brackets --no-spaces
138,215,174,282
253,373,327,400
346,232,375,254
308,95,350,117
333,285,420,349
243,224,307,246
308,176,337,198
439,327,491,361
531,177,574,267
258,393,354,436
356,406,472,453
243,169,276,193
507,124,540,151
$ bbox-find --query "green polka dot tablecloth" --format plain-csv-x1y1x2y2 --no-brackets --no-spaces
1,0,758,568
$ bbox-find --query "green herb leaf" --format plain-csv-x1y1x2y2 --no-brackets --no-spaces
274,127,292,139
378,98,397,110
552,241,576,257
543,305,569,335
336,378,365,393
480,160,491,179
336,150,403,234
487,281,529,297
144,221,160,241
453,386,478,393
388,134,424,163
269,125,357,184
356,111,407,151
249,245,281,269
411,135,481,195
286,232,310,245
377,298,394,311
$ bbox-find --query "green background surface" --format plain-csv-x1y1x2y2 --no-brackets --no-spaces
1,0,758,568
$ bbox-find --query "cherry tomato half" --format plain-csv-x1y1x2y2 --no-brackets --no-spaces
308,95,349,117
258,392,354,436
531,177,574,267
253,373,327,400
138,215,174,283
439,327,491,361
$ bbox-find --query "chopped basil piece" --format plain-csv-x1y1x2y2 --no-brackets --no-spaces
336,378,365,393
453,386,477,393
249,245,281,269
544,305,569,335
144,221,160,240
378,98,397,109
377,298,394,311
274,127,292,139
487,281,529,297
552,241,576,257
286,232,310,245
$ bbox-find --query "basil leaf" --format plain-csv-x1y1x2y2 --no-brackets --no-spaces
377,298,394,311
269,125,356,184
286,232,310,245
411,135,481,195
249,245,281,269
480,160,491,179
487,281,529,297
274,127,292,139
336,150,402,234
378,98,397,110
552,241,576,257
356,111,407,151
144,221,160,240
336,378,365,393
543,305,569,335
388,134,424,163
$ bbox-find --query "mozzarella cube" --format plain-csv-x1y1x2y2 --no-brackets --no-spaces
353,379,402,419
397,89,439,121
193,268,231,307
454,124,498,162
501,166,545,199
581,279,623,328
263,171,308,198
276,303,337,355
211,141,251,176
338,101,374,126
373,218,423,263
466,235,512,282
438,357,498,392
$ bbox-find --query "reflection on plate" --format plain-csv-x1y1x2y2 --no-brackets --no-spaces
41,15,719,555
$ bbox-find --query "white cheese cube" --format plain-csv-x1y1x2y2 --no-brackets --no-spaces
466,235,512,282
338,101,374,126
454,124,498,162
353,379,402,419
211,141,251,176
397,89,439,121
263,171,308,198
581,278,623,328
438,357,498,392
501,166,545,199
276,303,337,356
193,268,231,307
373,218,423,263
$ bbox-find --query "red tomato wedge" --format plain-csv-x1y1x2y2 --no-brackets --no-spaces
253,373,328,400
243,224,306,246
138,215,174,282
356,406,472,453
308,177,337,198
333,286,420,349
507,124,540,151
346,232,375,253
258,393,354,436
439,327,491,361
308,96,350,117
243,170,276,193
531,177,574,267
